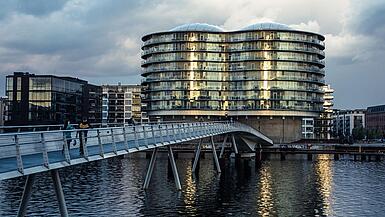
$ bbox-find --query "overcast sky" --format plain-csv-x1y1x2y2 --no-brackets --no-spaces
0,0,384,109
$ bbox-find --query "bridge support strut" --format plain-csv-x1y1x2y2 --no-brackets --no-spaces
231,134,239,154
51,170,69,217
17,174,36,217
192,139,202,173
168,146,182,190
211,136,221,173
219,134,228,159
17,170,68,217
143,148,158,189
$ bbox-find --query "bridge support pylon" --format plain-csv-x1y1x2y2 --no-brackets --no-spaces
231,134,239,154
143,148,158,189
168,146,182,190
143,146,181,191
51,170,69,217
192,139,202,173
17,170,68,217
219,134,228,159
211,136,221,173
17,174,35,217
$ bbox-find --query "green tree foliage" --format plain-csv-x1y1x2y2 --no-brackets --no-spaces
352,127,365,140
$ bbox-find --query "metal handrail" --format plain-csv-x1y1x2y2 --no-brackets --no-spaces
0,120,229,133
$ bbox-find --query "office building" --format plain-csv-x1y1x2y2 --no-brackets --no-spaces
5,72,102,125
366,104,385,135
0,96,7,126
141,22,327,143
102,84,145,124
332,109,365,138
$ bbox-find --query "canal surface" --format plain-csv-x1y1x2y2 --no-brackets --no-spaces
1,153,385,216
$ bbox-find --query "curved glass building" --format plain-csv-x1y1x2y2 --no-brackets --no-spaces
141,22,326,142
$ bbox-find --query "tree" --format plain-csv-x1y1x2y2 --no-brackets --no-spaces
352,127,365,141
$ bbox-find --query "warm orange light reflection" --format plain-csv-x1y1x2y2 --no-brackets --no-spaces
183,163,198,213
257,166,274,216
315,155,333,216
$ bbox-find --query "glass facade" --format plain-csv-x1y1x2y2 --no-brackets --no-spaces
141,23,325,116
5,72,102,125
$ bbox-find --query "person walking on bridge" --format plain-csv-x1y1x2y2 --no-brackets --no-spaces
62,120,75,153
77,118,90,155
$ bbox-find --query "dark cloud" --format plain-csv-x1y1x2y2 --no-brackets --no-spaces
0,0,384,109
348,1,385,35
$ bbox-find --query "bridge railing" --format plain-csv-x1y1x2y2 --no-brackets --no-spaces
0,120,228,133
0,121,234,179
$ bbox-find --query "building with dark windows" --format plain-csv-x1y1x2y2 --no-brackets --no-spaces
366,104,385,135
5,72,102,125
332,109,365,138
102,84,146,124
141,22,327,143
0,96,7,126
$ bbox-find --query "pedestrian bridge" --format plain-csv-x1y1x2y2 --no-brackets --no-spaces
0,121,273,217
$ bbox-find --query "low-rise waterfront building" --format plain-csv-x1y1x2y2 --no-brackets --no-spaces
5,72,102,125
102,84,146,124
366,104,385,135
332,109,365,138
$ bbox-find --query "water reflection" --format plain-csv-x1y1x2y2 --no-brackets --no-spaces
257,165,274,216
1,154,385,216
314,155,334,216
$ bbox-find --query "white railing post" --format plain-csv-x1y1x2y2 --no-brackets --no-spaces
81,131,89,159
40,133,49,169
159,124,164,144
151,125,156,145
177,124,183,140
189,123,194,139
165,124,171,142
97,129,104,158
14,135,24,174
62,134,71,164
143,125,149,147
123,127,129,152
172,124,177,141
111,128,117,155
183,123,188,139
133,126,139,149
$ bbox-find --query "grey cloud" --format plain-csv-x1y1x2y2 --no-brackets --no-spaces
0,0,69,19
0,0,384,109
348,1,385,35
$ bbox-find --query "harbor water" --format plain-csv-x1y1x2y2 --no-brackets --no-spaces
1,153,385,216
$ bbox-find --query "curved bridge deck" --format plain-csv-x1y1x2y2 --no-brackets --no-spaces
0,121,272,181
